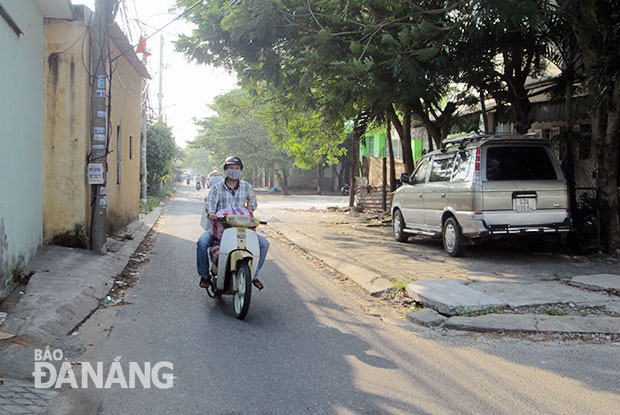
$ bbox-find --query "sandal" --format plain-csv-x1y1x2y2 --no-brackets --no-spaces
199,276,211,289
252,278,264,291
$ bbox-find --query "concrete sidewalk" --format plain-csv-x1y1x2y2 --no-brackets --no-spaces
261,205,620,336
0,207,163,381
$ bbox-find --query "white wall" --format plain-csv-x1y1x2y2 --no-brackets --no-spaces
0,1,45,295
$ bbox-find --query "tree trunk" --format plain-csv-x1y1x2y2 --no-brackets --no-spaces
349,112,369,207
411,99,442,148
332,164,343,190
386,118,396,192
510,92,532,134
594,92,620,252
278,170,290,195
316,166,323,195
561,1,620,251
349,135,359,207
480,89,489,133
386,104,415,174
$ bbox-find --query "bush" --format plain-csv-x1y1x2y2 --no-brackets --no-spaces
140,185,176,214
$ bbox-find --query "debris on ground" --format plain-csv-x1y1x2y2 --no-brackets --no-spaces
100,227,157,309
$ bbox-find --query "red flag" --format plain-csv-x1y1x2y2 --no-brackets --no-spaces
136,36,151,56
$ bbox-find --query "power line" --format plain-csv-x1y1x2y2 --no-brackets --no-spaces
110,0,203,63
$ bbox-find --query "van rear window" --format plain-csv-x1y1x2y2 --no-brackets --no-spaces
486,146,557,181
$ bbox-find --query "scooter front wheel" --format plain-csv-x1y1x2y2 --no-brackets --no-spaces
233,262,252,320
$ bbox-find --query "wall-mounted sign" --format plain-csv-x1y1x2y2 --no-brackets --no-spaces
94,127,105,134
100,187,106,195
99,197,107,206
94,134,106,141
96,90,105,97
97,76,105,89
97,111,106,118
88,163,104,184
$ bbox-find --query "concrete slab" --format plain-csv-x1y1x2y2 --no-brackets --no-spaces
405,279,505,316
445,314,537,332
603,302,620,315
468,280,612,307
1,207,162,340
406,308,448,327
444,314,620,334
569,274,620,292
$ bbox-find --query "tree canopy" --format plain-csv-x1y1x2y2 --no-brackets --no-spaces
146,122,178,188
175,0,620,251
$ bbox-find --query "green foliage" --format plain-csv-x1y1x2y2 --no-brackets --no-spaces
183,147,215,174
139,185,176,214
146,122,178,187
541,307,568,316
191,88,292,184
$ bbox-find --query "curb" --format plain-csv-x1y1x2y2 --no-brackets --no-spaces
266,221,393,296
441,313,620,335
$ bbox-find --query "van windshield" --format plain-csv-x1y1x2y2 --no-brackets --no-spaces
486,146,558,181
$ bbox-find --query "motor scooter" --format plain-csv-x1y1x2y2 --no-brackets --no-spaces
196,181,201,190
205,210,266,319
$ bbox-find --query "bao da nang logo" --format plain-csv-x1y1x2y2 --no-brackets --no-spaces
33,348,174,389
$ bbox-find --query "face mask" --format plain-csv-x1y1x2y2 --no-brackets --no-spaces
226,169,242,181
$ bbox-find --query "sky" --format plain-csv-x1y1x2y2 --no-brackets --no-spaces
71,0,239,148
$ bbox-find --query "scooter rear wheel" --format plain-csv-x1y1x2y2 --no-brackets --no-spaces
233,262,252,320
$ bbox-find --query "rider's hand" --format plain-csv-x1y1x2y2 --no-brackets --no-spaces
208,213,217,221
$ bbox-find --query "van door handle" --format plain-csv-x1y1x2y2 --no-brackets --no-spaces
418,194,423,198
441,193,446,198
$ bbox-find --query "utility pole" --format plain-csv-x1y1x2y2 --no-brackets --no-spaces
157,34,164,121
140,54,148,199
89,0,112,254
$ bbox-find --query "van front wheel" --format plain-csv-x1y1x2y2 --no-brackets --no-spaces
393,209,409,242
443,217,466,257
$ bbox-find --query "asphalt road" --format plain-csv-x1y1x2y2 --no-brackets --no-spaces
62,186,620,415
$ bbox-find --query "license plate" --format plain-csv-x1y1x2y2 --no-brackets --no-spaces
513,198,536,212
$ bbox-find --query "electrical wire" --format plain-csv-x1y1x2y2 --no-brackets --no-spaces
53,27,90,55
110,0,203,63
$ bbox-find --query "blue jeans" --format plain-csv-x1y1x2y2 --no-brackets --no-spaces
197,230,270,278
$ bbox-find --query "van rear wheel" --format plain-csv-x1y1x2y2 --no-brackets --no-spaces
443,217,466,257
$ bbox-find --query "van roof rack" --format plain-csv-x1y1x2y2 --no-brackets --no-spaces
440,131,541,151
440,132,489,151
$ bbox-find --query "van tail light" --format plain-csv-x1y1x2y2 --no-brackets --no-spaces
473,148,481,183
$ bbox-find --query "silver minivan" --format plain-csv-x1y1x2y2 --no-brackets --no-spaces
391,133,571,256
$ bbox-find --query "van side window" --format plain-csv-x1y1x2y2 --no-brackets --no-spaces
452,150,474,182
410,159,430,185
429,156,455,182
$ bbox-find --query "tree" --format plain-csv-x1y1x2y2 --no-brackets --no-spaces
146,122,178,189
452,0,548,134
191,89,294,193
554,0,620,251
183,146,215,174
175,0,478,174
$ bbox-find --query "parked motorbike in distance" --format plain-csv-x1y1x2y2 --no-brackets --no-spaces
196,181,201,190
205,211,266,319
341,183,350,196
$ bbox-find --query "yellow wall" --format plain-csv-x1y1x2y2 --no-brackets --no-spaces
43,20,91,247
106,41,142,233
43,20,144,244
